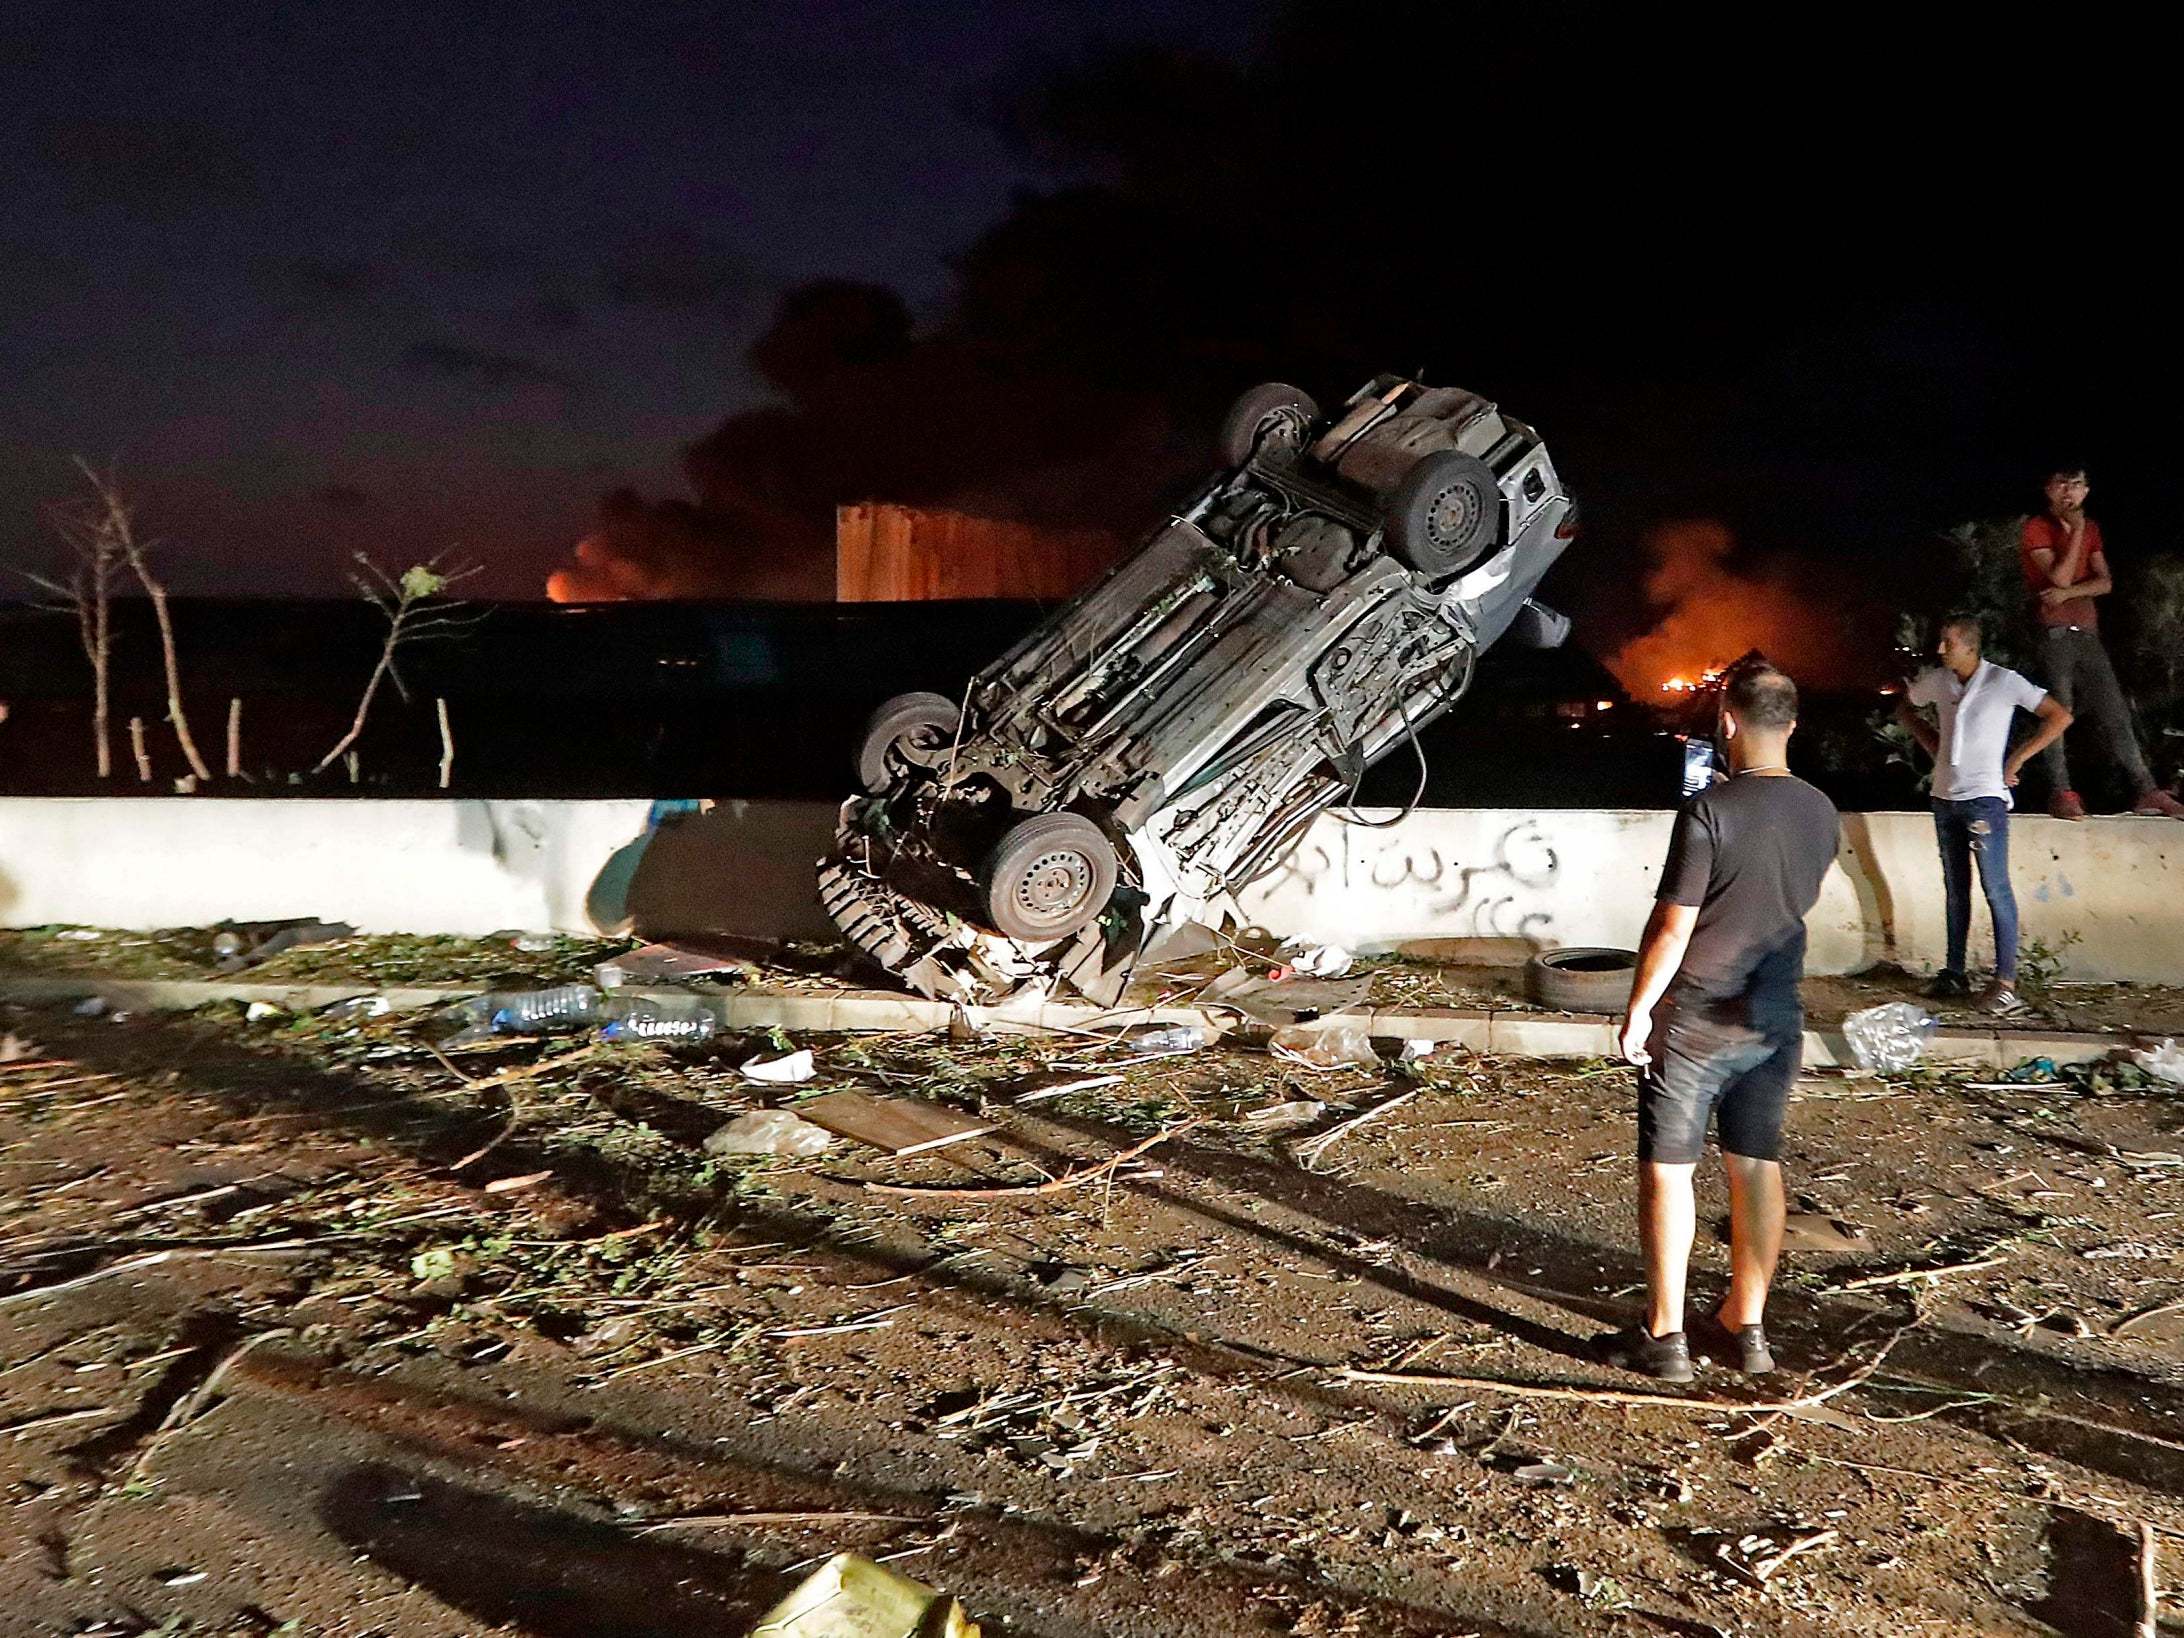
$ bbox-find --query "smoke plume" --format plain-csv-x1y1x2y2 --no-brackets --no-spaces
1606,521,1866,696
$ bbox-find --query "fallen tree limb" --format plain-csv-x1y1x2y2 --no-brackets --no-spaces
2139,1520,2159,1638
1337,1324,1907,1415
1296,1090,1417,1171
443,1042,607,1174
123,1327,292,1487
1822,1253,2011,1294
633,1509,922,1535
864,1117,1203,1200
0,1238,334,1310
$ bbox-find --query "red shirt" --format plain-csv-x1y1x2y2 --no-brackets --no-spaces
2022,514,2107,629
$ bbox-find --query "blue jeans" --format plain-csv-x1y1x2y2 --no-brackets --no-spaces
1933,796,2018,981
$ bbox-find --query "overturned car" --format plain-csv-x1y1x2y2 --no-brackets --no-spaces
817,374,1579,1002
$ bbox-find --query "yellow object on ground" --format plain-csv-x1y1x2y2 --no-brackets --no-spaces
749,1553,981,1638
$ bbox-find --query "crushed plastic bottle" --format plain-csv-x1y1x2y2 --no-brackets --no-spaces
600,992,719,1044
443,983,605,1045
1269,1023,1379,1070
1122,1024,1209,1057
1841,1002,1936,1073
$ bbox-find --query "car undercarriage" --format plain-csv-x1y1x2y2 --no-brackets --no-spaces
817,374,1578,1003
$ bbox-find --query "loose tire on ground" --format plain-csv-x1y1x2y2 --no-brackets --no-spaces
1526,946,1638,1014
856,691,961,793
1385,449,1502,578
1216,382,1319,468
982,813,1119,943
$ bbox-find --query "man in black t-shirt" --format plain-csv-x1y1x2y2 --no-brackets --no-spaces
1603,662,1841,1383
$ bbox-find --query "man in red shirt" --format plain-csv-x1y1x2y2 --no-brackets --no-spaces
2021,465,2184,819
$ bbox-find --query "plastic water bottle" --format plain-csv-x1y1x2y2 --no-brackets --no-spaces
1124,1024,1208,1056
600,992,720,1043
1842,1002,1936,1073
445,984,605,1044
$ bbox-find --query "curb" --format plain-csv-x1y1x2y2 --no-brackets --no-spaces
0,975,2132,1068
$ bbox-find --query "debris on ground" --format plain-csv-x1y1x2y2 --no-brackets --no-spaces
741,1047,817,1084
2134,1038,2184,1086
213,917,357,972
0,1030,37,1062
598,992,720,1043
799,1090,994,1156
703,1107,838,1158
1280,939,1354,979
594,940,758,989
750,1552,980,1638
243,1000,283,1022
1842,1002,1935,1071
1270,1023,1378,1071
442,983,604,1043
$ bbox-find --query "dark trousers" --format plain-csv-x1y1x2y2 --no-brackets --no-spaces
2037,626,2151,796
1933,796,2018,981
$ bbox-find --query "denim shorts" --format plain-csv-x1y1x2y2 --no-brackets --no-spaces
1637,1000,1802,1164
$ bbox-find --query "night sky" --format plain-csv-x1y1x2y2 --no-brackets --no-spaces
2,2,2174,686
0,0,1268,595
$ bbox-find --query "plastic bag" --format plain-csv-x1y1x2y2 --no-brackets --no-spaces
1270,1024,1379,1070
703,1108,836,1158
1842,1002,1936,1073
2135,1038,2184,1088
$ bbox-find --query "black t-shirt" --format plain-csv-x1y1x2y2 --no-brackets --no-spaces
1657,773,1841,1009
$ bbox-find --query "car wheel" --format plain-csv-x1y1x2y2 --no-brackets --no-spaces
856,691,961,793
983,813,1119,943
1217,382,1319,468
1386,450,1501,578
1525,947,1638,1014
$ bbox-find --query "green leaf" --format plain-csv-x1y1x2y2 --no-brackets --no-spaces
400,564,446,600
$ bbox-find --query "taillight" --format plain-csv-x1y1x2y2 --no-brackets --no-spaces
1554,509,1581,540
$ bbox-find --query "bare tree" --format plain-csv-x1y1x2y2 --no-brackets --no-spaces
48,464,212,783
33,475,125,777
314,554,480,775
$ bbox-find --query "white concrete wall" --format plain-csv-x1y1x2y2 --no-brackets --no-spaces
1239,806,2184,984
2,798,2178,982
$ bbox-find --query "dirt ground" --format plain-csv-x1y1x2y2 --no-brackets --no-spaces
8,977,2184,1635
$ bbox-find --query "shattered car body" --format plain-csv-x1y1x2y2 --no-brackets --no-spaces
818,374,1579,1002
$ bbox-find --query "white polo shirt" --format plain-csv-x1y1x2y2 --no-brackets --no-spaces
1906,660,2047,805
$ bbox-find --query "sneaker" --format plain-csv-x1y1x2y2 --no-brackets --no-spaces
2048,790,2087,821
1599,1324,1694,1383
1922,970,1971,1001
2131,789,2184,819
1700,1313,1777,1376
1978,981,2027,1016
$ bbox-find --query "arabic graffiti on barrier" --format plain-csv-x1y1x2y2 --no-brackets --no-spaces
1270,818,1563,939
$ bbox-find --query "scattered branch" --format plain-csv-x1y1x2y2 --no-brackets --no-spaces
863,1116,1203,1200
1337,1322,1910,1415
2139,1520,2159,1638
1296,1090,1417,1171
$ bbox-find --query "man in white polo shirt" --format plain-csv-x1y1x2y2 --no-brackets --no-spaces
1896,614,2074,1013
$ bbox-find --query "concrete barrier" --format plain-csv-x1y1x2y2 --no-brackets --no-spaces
2,797,2178,982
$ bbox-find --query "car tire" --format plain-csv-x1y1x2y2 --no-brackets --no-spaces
1217,382,1319,468
856,691,961,793
1386,450,1501,578
983,813,1119,943
1525,947,1639,1015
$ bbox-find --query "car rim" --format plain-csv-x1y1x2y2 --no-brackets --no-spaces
1428,480,1482,546
1257,409,1305,453
1014,847,1094,924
